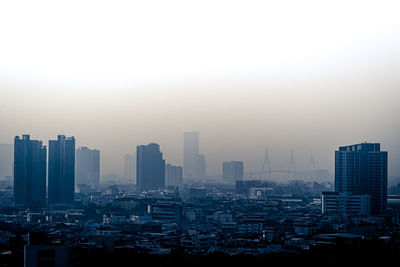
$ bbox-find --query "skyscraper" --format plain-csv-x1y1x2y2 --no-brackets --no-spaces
0,144,13,180
75,147,100,189
124,153,135,181
183,132,206,179
48,135,75,205
223,161,244,184
335,143,388,214
14,135,47,207
136,143,165,191
165,164,183,188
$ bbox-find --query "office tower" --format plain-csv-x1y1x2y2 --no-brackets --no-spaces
165,164,183,188
0,144,13,180
48,135,75,205
136,143,165,191
183,132,206,179
223,161,244,184
13,135,46,207
124,153,136,181
335,143,388,214
75,147,100,189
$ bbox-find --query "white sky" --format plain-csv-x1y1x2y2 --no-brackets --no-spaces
0,0,400,87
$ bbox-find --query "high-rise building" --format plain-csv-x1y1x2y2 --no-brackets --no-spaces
335,143,388,214
48,135,75,205
14,135,47,207
75,147,100,189
165,164,183,188
0,144,13,180
136,143,165,191
183,132,206,179
223,161,244,184
124,153,135,181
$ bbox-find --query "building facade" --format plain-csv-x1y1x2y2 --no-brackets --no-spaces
75,147,100,189
322,191,371,215
165,164,183,188
335,143,388,214
14,135,47,207
48,135,75,205
0,144,13,180
123,153,135,181
223,161,244,184
136,143,165,191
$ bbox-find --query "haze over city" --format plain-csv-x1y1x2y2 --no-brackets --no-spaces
1,2,400,178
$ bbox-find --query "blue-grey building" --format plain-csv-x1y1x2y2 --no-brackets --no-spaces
223,161,244,184
136,143,165,191
335,143,388,214
48,135,75,205
75,147,100,189
14,135,47,207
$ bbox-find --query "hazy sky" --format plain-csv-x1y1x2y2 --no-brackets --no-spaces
1,1,400,178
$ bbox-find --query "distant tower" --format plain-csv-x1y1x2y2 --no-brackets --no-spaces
165,164,183,188
183,132,206,180
287,149,296,178
48,135,75,205
124,153,136,182
262,147,272,180
14,135,47,207
75,147,100,189
223,161,244,184
136,143,165,191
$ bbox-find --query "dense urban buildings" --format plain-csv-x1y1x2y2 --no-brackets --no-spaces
48,135,76,205
0,136,398,266
0,144,13,180
183,132,206,180
335,143,388,214
13,135,47,207
223,161,244,184
75,147,100,189
136,143,165,191
124,153,135,181
165,164,183,188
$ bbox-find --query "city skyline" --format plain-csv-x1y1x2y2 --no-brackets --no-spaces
0,134,397,181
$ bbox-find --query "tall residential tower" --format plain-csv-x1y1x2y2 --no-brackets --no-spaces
136,143,165,191
14,135,47,207
335,143,388,214
75,147,100,189
48,135,75,205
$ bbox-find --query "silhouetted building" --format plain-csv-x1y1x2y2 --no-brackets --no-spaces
236,180,262,195
136,143,165,191
75,147,100,189
24,232,79,267
183,132,206,179
223,161,244,184
48,135,75,205
0,144,13,180
124,153,135,181
14,135,46,207
335,143,388,214
165,164,183,188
